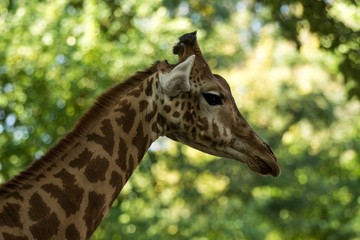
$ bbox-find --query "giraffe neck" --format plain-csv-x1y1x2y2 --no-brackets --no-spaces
0,73,164,239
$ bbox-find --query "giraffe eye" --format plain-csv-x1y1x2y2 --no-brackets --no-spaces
202,92,223,106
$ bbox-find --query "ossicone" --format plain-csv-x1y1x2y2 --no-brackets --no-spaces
173,31,197,56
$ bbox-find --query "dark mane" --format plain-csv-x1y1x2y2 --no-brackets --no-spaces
0,62,160,198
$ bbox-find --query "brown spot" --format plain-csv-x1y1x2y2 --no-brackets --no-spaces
196,102,200,110
128,82,143,97
116,138,128,171
145,78,153,96
157,114,166,126
145,102,157,122
65,223,80,239
139,100,149,112
41,169,84,217
212,121,220,138
6,192,23,201
115,100,136,134
168,122,180,131
181,102,185,110
164,105,171,113
84,192,106,239
109,171,122,204
183,111,194,123
191,127,197,138
132,123,148,161
84,156,110,183
28,193,50,221
172,111,180,118
126,155,135,179
69,148,93,169
2,233,28,240
30,212,59,240
197,117,209,131
87,119,114,156
187,102,192,109
0,203,22,228
34,173,46,182
151,122,159,133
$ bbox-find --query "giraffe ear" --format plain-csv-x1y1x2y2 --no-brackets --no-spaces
159,55,195,97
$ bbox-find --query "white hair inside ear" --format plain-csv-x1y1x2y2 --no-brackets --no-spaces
159,55,195,97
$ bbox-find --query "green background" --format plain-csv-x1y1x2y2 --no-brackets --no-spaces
1,0,360,239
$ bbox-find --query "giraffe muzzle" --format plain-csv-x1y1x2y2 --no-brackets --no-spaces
228,145,280,177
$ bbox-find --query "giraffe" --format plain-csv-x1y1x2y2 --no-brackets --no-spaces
0,31,280,240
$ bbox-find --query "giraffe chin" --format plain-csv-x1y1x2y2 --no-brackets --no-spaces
246,156,281,177
218,146,280,177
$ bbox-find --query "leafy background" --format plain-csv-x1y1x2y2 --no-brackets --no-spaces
1,0,360,239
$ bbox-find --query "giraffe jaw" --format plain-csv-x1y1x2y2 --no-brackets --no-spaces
224,146,280,177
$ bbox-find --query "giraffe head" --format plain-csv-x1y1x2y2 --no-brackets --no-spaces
157,32,280,177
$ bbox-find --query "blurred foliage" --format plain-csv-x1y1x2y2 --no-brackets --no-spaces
258,0,360,99
1,0,360,239
165,0,360,99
